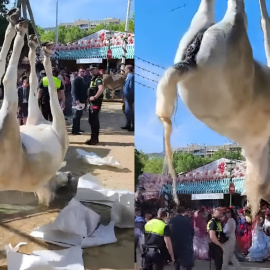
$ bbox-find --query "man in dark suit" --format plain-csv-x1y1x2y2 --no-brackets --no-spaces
17,76,30,125
121,65,134,131
72,68,88,134
169,206,195,270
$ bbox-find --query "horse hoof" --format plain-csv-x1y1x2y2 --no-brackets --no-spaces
6,8,20,25
15,19,29,33
28,34,39,49
42,42,54,56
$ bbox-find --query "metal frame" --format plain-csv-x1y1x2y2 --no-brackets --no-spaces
16,0,41,47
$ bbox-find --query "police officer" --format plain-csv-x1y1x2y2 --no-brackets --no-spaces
85,64,104,145
142,208,175,270
38,68,65,121
207,208,226,270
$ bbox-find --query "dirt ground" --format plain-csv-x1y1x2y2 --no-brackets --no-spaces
0,102,134,270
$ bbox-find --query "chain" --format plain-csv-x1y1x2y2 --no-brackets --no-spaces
135,81,155,90
135,73,159,84
135,65,162,77
135,56,166,70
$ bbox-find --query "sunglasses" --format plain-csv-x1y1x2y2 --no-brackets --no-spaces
225,211,230,214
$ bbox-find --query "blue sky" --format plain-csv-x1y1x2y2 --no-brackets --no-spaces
8,0,134,28
135,0,270,153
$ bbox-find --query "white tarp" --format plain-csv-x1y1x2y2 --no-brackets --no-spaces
75,173,132,205
7,246,84,270
76,149,123,169
30,198,117,247
50,198,100,236
111,193,134,228
75,173,134,228
82,221,117,248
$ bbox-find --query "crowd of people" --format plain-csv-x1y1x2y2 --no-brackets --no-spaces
135,200,270,270
7,62,134,144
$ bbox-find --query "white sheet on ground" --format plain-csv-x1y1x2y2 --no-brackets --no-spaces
30,198,117,247
51,198,100,236
76,149,124,169
7,246,84,270
75,173,134,228
5,242,28,253
111,193,134,228
75,173,133,204
30,223,84,247
82,221,117,248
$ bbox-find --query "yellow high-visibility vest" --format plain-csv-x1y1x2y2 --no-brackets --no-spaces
207,218,222,232
144,219,166,236
42,76,61,89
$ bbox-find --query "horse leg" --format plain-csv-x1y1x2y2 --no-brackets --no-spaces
0,20,28,185
174,0,215,64
42,44,68,157
26,34,46,125
156,1,214,204
0,8,20,83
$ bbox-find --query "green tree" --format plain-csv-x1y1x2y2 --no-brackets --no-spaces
0,0,9,17
135,149,147,186
39,30,55,43
143,156,164,174
37,16,134,45
211,149,245,161
173,152,212,174
36,26,45,36
0,16,8,46
61,25,86,44
128,12,134,33
86,24,106,36
38,25,86,44
172,149,244,174
0,0,9,46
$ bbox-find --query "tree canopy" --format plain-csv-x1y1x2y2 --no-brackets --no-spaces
0,1,9,46
135,149,147,186
137,149,245,175
0,0,9,17
37,14,135,44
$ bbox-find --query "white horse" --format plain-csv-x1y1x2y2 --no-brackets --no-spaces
0,9,68,204
156,0,270,215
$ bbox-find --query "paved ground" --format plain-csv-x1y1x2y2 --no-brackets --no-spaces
135,248,270,270
135,260,270,270
0,101,134,270
193,260,270,269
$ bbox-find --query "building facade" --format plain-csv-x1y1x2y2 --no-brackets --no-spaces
59,18,121,30
175,143,242,157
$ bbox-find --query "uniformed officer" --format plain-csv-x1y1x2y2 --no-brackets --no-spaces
85,64,104,145
207,208,226,270
142,208,175,270
38,68,65,121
